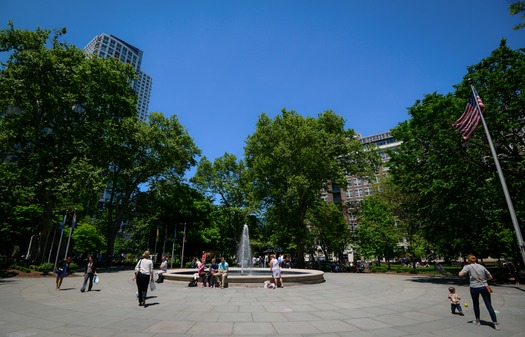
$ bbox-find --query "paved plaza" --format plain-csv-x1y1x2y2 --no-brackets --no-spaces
1,270,524,337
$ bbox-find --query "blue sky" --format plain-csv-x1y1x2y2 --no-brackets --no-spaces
1,1,524,166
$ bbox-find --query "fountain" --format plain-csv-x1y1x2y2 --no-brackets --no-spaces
237,224,252,275
164,224,325,286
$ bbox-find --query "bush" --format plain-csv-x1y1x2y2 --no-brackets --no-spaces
68,261,78,274
31,262,54,274
9,264,31,273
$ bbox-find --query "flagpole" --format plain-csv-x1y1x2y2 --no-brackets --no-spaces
471,85,525,266
171,226,176,269
63,211,76,260
180,223,186,268
53,212,67,271
47,221,58,263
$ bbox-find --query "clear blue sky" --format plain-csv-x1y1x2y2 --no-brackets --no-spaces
1,1,524,165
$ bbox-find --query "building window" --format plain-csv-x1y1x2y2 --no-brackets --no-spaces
355,188,363,197
346,189,353,198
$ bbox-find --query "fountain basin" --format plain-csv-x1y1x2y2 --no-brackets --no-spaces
163,267,325,286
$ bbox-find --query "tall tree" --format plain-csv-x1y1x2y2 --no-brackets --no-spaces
389,40,524,261
306,201,350,262
355,195,401,267
244,109,379,267
191,153,259,258
0,22,136,259
100,112,200,263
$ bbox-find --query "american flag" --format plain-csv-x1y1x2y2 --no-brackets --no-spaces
453,88,485,141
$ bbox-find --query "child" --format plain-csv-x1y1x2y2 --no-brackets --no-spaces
448,287,464,316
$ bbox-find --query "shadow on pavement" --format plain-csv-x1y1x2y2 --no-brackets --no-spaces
407,276,468,285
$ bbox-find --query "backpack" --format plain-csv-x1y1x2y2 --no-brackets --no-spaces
188,279,198,287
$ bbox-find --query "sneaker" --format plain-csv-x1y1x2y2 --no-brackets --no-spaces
494,323,500,331
475,320,480,326
459,312,464,316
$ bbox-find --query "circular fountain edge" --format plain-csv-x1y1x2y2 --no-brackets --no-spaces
163,267,325,285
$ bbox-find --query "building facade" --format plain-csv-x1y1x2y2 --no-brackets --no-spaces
84,33,152,121
319,131,401,262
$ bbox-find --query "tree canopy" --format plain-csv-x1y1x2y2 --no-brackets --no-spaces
389,40,525,261
244,109,380,267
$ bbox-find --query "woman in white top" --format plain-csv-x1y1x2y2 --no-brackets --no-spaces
134,250,154,307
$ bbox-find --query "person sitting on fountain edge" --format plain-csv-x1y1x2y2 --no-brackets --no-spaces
208,258,219,287
218,256,229,288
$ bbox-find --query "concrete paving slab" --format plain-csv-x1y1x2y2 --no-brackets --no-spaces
1,271,524,336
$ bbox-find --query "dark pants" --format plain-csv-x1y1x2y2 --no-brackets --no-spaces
451,303,462,314
81,273,94,292
470,286,497,322
136,273,150,303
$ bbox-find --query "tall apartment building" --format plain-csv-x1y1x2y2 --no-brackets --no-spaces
319,131,401,261
84,33,152,121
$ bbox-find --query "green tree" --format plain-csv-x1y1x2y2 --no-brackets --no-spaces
99,112,200,264
389,40,524,261
306,201,350,262
191,153,262,259
510,1,525,31
0,22,136,259
131,179,216,264
245,109,379,267
71,222,105,256
355,195,401,268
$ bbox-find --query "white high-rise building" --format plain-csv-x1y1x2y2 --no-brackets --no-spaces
84,33,152,121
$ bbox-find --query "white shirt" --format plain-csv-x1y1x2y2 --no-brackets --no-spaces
135,258,153,276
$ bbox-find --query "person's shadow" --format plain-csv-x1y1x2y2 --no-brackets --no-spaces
143,295,158,308
471,320,496,328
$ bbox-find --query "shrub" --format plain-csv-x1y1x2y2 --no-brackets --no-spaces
9,264,31,273
32,262,54,274
68,262,78,274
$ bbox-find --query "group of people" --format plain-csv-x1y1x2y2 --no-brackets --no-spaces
196,256,229,288
55,255,98,292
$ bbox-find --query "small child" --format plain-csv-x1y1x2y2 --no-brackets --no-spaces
448,287,464,316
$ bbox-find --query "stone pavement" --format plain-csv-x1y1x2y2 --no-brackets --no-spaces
1,270,524,337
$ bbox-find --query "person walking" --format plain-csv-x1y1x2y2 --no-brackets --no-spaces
134,250,153,307
459,254,499,330
80,255,97,292
55,256,72,290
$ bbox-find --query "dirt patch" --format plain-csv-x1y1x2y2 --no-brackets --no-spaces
2,269,54,278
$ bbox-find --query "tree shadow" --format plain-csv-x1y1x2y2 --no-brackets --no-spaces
407,276,468,285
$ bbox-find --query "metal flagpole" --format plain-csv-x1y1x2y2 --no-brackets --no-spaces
180,223,186,268
163,225,167,256
53,212,67,271
47,222,58,263
63,211,76,259
170,225,176,269
471,85,525,266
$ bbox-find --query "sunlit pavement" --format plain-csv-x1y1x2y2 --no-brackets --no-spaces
1,270,524,336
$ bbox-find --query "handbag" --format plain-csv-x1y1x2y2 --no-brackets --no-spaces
149,279,156,291
93,275,99,284
135,259,142,276
486,285,493,293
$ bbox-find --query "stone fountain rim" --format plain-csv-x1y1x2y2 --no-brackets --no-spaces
163,267,325,284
